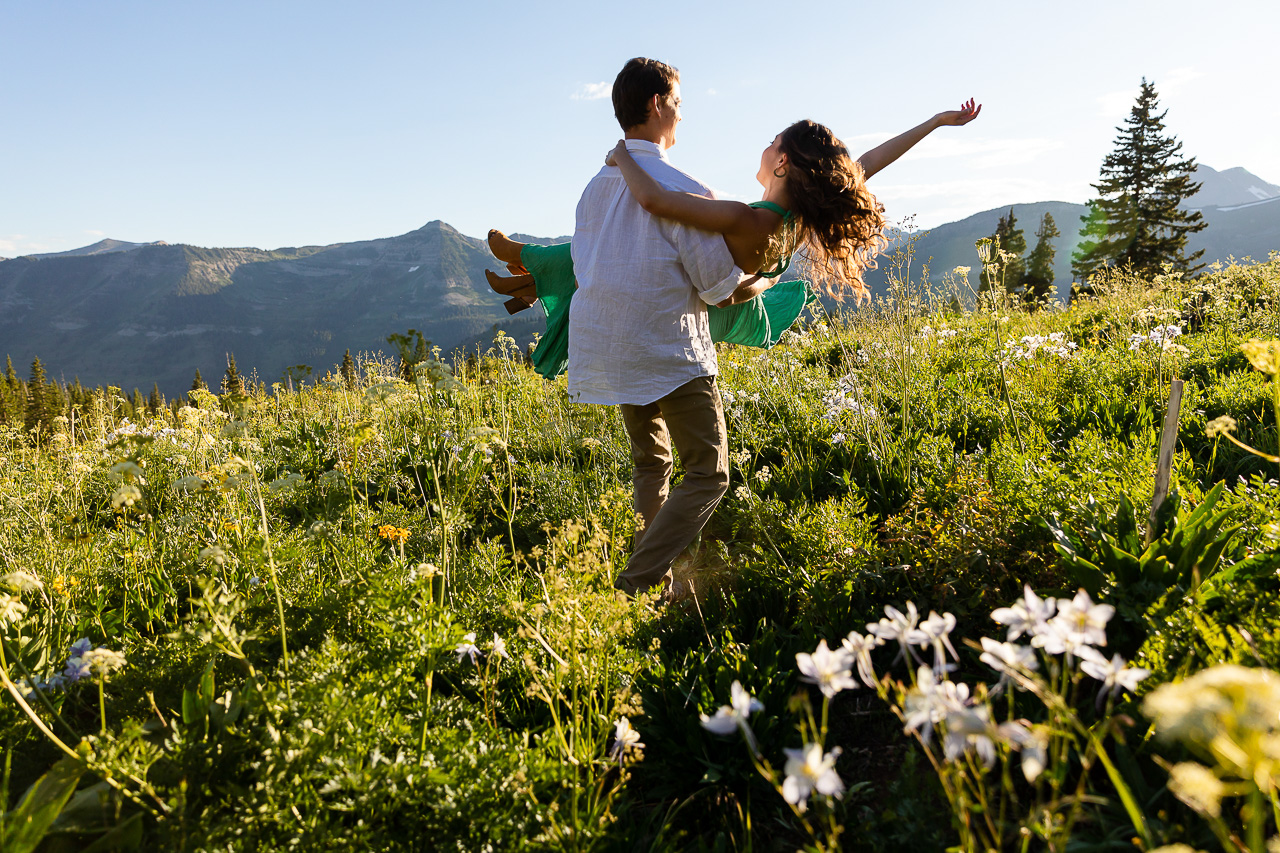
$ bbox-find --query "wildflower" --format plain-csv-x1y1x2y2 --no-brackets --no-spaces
1241,339,1280,376
830,432,846,445
998,720,1049,782
318,469,348,490
610,717,644,766
1078,650,1149,701
733,484,751,502
1205,415,1237,438
907,610,959,674
455,632,481,665
267,472,307,494
220,420,249,439
1036,589,1113,655
755,466,772,484
732,448,750,466
991,585,1055,642
69,638,92,657
841,631,884,689
1144,664,1280,748
64,655,92,683
868,602,920,661
0,593,28,626
579,437,603,450
782,743,844,813
172,475,210,494
199,545,229,567
378,525,411,544
2,571,43,593
978,637,1038,693
108,460,146,484
1167,762,1226,818
941,703,997,766
82,647,127,678
491,634,509,660
952,266,971,277
796,639,858,698
700,680,765,752
110,483,143,512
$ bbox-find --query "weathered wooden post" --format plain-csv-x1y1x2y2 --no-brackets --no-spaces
1148,378,1185,544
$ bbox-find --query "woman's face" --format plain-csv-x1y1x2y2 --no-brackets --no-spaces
757,133,784,186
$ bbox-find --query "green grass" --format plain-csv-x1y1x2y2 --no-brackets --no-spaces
3,256,1280,850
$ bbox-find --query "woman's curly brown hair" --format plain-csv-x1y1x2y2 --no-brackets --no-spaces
772,119,888,302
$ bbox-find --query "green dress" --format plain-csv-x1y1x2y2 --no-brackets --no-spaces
521,201,814,380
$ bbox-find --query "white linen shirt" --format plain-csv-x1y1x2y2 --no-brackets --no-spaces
567,139,748,406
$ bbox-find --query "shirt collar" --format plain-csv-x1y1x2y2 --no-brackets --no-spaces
624,138,667,161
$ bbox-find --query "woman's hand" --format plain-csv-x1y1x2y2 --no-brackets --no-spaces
935,98,981,127
605,140,627,167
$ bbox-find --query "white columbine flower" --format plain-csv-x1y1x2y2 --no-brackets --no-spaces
841,631,884,689
610,717,644,766
991,585,1055,642
490,634,509,660
978,637,1038,692
455,632,481,665
797,640,858,698
1036,589,1113,655
700,680,765,753
907,610,959,674
941,703,997,767
998,720,1049,782
1078,649,1149,701
868,602,920,661
782,743,844,813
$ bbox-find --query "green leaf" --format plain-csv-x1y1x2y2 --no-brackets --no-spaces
1,756,85,853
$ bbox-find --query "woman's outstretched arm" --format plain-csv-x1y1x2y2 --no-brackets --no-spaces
856,98,981,180
606,140,756,235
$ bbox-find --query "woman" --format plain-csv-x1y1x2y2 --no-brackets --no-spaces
487,101,980,378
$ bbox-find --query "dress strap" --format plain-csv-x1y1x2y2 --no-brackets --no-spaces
748,201,794,278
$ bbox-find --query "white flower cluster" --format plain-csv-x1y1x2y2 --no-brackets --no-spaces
454,632,508,665
919,326,959,340
1003,332,1078,363
1129,324,1184,352
19,637,127,698
822,374,878,422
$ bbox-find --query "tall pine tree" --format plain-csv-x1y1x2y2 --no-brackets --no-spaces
1072,78,1206,284
341,349,358,391
222,354,245,398
1023,213,1061,305
192,368,207,393
979,209,1027,296
25,357,49,436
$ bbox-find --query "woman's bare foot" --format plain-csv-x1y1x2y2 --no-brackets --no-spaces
485,269,537,298
487,229,527,270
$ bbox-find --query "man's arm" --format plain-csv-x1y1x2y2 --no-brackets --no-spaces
716,274,770,307
667,220,751,306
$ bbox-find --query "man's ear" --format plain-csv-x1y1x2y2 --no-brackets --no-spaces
649,92,664,120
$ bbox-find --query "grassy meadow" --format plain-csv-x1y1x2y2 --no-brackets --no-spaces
4,250,1280,852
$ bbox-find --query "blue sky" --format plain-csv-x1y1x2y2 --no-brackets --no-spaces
2,1,1276,256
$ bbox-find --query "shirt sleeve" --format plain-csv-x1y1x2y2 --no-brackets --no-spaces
666,221,751,306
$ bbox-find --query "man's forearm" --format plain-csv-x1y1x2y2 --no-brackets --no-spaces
717,275,769,307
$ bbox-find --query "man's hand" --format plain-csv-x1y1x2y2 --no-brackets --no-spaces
935,98,981,127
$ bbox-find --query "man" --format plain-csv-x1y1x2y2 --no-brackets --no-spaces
569,57,758,600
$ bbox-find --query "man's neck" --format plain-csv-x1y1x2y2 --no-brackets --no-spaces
625,127,672,150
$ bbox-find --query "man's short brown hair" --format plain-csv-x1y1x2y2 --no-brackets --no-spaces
612,57,680,131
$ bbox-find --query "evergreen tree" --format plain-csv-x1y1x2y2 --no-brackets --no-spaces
192,368,207,393
1023,213,1061,305
25,357,48,436
1072,78,1206,284
222,354,245,398
341,349,358,390
148,383,163,415
130,388,146,416
4,355,16,390
979,209,1027,295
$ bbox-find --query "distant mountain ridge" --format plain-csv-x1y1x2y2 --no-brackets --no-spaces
3,167,1277,397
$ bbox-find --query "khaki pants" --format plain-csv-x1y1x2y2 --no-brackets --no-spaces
615,375,730,594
